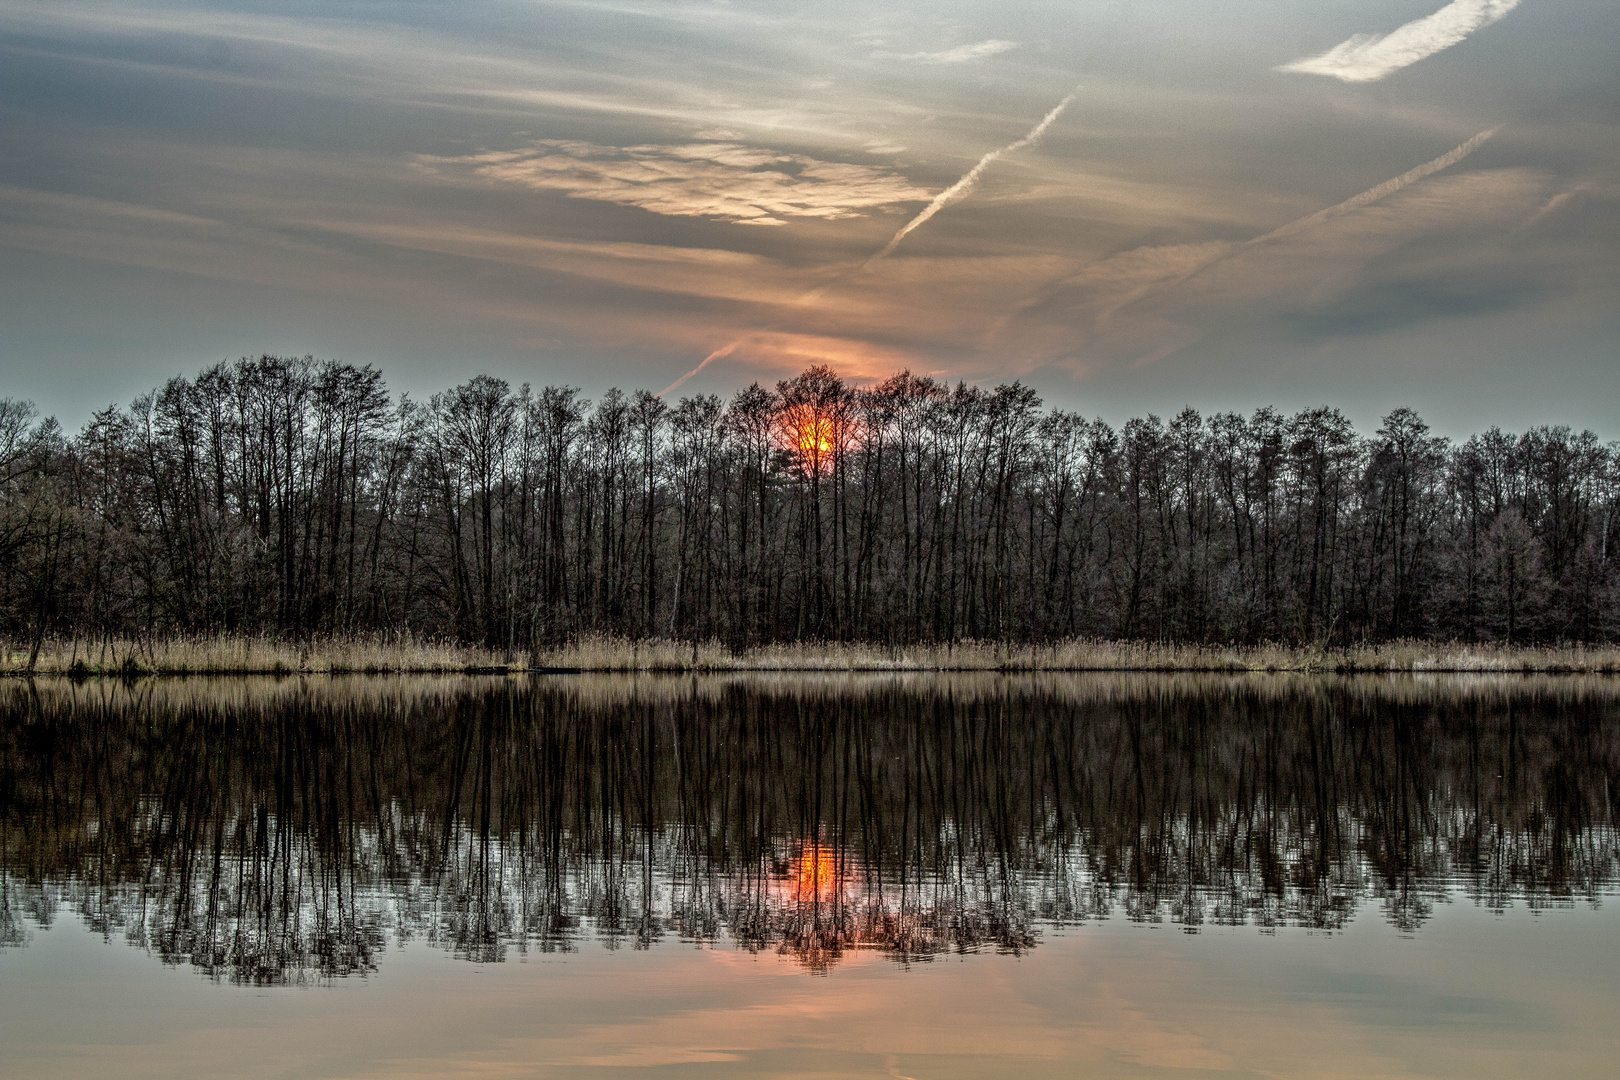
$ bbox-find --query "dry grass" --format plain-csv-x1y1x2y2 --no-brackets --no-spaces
0,632,523,675
533,635,1620,674
5,632,1620,676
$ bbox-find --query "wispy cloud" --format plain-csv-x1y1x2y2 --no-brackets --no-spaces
1516,183,1591,230
419,141,930,225
879,39,1018,64
0,185,223,229
0,2,924,151
295,219,820,308
1279,0,1521,82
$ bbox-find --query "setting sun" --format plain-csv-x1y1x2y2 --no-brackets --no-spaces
776,401,852,473
795,415,836,457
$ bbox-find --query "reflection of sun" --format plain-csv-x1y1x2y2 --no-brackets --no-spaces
780,843,849,904
769,842,868,971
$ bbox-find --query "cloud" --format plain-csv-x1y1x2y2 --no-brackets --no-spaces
1279,0,1521,82
679,331,923,381
1285,274,1547,339
0,185,223,229
419,141,931,225
879,39,1019,64
0,3,931,159
291,219,818,307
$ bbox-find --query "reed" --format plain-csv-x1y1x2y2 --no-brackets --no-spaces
6,632,1620,676
533,635,1620,673
0,632,523,675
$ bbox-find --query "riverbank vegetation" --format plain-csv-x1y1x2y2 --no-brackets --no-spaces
0,632,521,675
3,355,1617,653
5,633,1620,675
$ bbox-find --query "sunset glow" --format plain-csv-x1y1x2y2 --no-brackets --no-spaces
776,401,855,474
794,415,836,459
784,844,848,905
4,3,1615,435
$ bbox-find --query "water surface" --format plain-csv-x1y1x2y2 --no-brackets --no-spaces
2,673,1617,1077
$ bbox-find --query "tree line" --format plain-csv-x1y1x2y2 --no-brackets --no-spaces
2,355,1616,650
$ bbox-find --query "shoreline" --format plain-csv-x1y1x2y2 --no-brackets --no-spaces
6,635,1620,676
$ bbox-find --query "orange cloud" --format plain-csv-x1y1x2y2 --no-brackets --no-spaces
420,140,932,225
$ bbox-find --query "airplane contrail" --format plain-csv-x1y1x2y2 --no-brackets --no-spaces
1131,126,1502,303
1249,126,1500,246
865,88,1079,265
661,89,1081,397
660,340,742,398
985,125,1502,354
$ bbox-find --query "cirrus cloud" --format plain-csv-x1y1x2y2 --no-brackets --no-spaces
1279,0,1521,83
878,39,1019,64
418,140,931,226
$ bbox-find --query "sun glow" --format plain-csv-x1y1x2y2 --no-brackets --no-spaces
783,843,848,905
795,415,836,458
776,404,857,473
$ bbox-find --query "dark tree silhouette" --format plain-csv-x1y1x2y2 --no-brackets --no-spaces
2,355,1616,648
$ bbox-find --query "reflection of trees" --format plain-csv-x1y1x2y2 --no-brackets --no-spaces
1,674,1616,978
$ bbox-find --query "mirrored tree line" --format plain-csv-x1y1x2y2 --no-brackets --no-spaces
2,676,1615,980
3,355,1617,649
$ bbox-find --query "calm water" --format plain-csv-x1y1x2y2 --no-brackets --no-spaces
2,673,1618,1078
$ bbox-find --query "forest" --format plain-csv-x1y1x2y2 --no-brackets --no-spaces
2,355,1616,651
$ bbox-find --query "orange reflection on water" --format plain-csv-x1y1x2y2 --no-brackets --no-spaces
773,842,856,971
782,843,850,905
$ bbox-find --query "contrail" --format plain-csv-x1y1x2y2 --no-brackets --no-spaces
659,340,741,398
661,89,1081,396
1140,127,1501,307
1249,126,1499,246
866,88,1079,265
987,125,1502,353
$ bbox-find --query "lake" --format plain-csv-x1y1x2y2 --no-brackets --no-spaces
2,673,1617,1078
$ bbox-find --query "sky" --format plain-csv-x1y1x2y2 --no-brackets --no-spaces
1,0,1617,435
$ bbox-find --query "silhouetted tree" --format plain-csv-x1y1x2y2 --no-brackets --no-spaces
2,358,1617,648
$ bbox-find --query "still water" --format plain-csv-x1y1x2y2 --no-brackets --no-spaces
2,673,1617,1078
